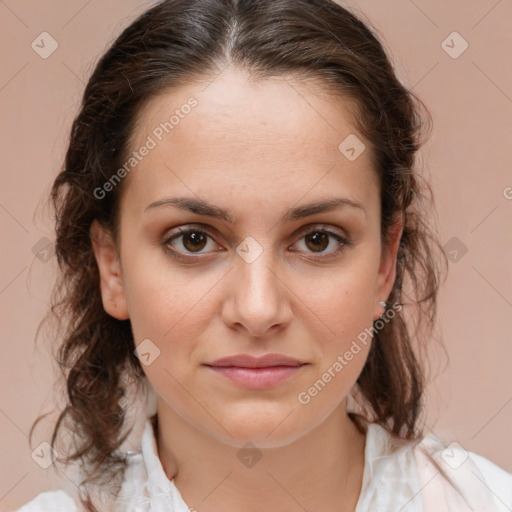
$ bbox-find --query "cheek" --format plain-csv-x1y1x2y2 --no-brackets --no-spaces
122,252,208,336
122,260,220,386
314,268,377,335
301,283,374,410
307,269,376,381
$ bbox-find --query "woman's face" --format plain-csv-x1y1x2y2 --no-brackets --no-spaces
92,68,402,448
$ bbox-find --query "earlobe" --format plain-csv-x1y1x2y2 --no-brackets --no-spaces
373,213,404,321
90,219,130,320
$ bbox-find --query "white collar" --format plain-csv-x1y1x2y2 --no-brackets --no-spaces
113,418,190,511
112,415,496,512
113,415,422,512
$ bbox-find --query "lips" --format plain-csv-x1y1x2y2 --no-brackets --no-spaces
205,353,305,368
203,353,307,390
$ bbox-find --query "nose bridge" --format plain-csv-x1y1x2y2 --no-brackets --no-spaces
237,236,280,302
228,235,289,334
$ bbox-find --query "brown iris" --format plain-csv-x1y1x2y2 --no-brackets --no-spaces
182,231,208,252
305,231,329,252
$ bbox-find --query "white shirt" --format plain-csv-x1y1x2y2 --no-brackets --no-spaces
15,416,512,512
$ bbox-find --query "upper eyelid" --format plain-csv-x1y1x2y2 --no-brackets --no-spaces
164,223,348,241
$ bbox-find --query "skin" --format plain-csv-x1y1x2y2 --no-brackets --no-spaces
91,66,403,512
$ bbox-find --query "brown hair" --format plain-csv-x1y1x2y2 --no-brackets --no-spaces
31,0,448,509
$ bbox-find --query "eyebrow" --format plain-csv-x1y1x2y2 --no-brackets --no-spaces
144,196,366,223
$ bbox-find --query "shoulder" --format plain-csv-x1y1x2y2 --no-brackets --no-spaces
13,490,78,512
357,418,511,512
468,451,512,509
412,431,512,511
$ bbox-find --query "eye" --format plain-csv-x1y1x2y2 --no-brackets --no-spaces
162,224,352,261
163,226,220,259
290,226,352,259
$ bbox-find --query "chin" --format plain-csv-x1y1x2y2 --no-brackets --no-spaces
206,405,311,449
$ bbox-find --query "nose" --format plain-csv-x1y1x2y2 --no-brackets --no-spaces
221,243,292,338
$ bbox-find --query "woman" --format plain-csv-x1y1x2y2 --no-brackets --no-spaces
15,0,512,511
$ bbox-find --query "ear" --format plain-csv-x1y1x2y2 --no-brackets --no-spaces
90,219,130,320
373,213,404,321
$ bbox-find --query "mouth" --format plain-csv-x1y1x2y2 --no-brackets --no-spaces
205,353,305,368
204,365,306,389
203,354,308,389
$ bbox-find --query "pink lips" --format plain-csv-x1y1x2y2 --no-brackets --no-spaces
204,353,307,390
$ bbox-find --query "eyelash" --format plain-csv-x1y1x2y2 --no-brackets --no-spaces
162,224,352,262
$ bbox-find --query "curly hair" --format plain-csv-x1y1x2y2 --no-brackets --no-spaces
30,0,449,510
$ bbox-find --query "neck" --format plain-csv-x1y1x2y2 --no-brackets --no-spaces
155,401,367,512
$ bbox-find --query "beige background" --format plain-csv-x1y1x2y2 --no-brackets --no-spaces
1,0,511,510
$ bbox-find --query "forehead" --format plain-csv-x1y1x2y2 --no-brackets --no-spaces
119,67,378,214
